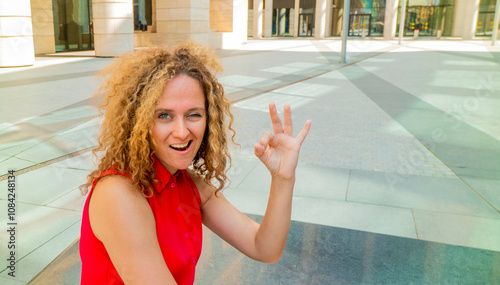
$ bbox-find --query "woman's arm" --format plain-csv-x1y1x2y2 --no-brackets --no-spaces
196,102,311,263
89,175,177,284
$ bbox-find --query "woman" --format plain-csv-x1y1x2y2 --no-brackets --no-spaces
80,42,311,284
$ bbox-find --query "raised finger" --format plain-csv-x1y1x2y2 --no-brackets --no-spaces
295,120,312,145
269,102,284,134
283,104,293,136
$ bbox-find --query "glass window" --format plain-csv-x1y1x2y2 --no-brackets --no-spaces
408,0,453,5
397,0,455,37
479,0,496,12
331,0,456,38
331,0,343,36
134,0,152,31
331,0,386,37
477,0,497,36
370,0,385,36
272,0,295,36
298,0,315,37
52,0,94,52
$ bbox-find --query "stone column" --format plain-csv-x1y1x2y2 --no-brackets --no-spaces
264,0,272,37
293,0,300,37
210,0,233,33
383,0,398,39
451,0,466,37
0,0,35,67
156,0,210,46
31,0,55,54
92,0,134,57
462,0,480,39
315,0,327,38
293,0,299,37
279,8,286,35
253,0,263,38
325,0,332,37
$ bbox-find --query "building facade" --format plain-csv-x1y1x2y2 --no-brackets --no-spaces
0,0,248,67
249,0,499,39
0,0,498,67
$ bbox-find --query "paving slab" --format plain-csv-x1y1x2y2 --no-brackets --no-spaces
347,169,499,219
461,176,500,212
0,221,81,283
0,201,81,273
0,165,87,205
238,162,350,201
47,151,97,172
0,157,37,176
413,209,500,252
342,52,500,181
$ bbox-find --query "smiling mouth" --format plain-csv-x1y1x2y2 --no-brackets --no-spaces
170,141,192,151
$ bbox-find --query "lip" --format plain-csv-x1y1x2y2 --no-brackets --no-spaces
169,140,192,154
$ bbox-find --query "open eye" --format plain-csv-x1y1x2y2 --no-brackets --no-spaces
158,113,171,120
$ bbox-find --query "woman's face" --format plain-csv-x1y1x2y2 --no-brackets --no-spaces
152,74,207,174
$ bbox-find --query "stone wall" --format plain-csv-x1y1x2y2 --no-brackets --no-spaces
31,0,55,54
210,0,233,32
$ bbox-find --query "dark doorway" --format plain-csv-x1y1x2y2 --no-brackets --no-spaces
52,0,94,52
298,13,314,36
349,14,372,36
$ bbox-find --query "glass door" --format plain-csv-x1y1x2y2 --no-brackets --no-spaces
298,13,314,37
403,5,451,37
476,12,495,36
298,0,315,37
406,6,433,36
53,0,94,52
349,14,371,36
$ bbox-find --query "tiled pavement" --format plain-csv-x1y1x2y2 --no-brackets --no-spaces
0,39,499,284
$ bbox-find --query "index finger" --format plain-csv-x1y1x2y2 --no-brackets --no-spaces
269,102,284,134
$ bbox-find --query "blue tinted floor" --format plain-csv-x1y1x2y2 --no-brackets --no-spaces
29,214,500,284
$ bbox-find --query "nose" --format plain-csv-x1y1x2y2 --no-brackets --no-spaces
172,118,189,139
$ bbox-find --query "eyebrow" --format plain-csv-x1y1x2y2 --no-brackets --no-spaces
154,107,206,113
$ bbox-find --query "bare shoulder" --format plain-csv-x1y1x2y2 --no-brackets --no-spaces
90,175,146,213
92,175,143,200
185,168,215,207
89,175,152,240
87,175,177,283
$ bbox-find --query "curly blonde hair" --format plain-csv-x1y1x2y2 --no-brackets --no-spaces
81,42,235,197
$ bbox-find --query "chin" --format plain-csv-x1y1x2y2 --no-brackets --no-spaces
174,160,196,171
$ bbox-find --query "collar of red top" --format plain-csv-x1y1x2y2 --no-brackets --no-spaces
152,155,184,193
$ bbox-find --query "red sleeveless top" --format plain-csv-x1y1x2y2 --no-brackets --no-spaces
80,156,203,284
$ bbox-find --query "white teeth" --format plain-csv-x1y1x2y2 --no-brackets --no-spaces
170,142,189,149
